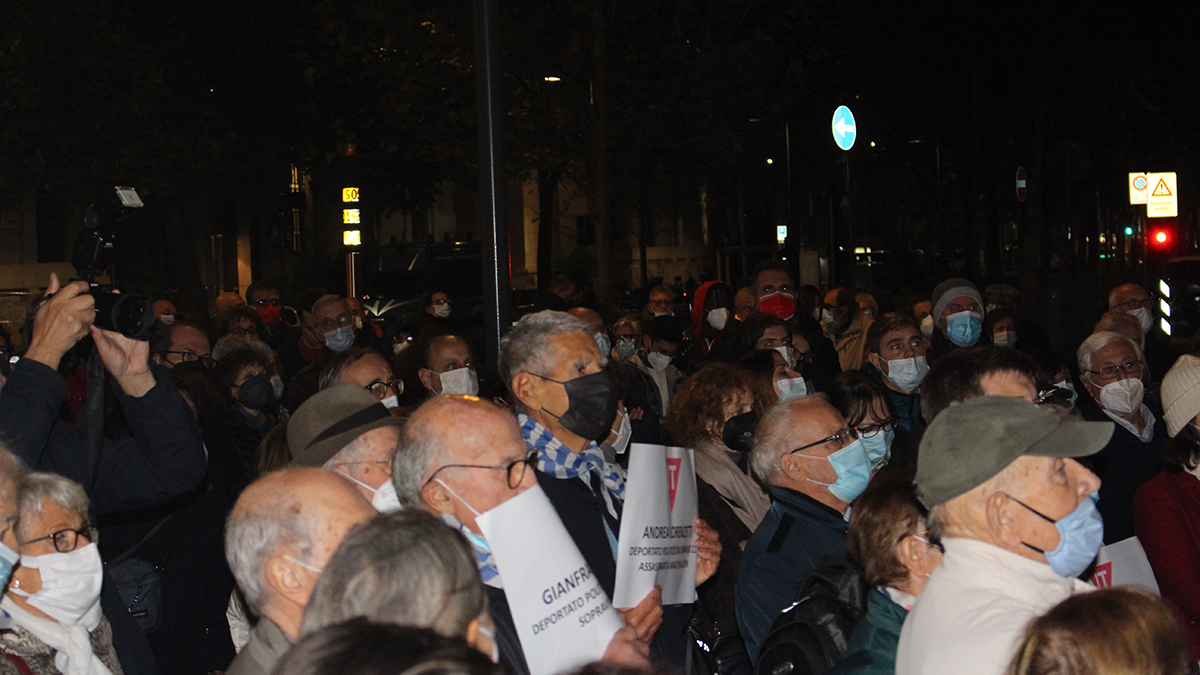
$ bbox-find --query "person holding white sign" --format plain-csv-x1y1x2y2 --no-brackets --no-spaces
392,395,652,675
500,311,721,667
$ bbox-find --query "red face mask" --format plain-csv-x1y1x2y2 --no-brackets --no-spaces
758,291,796,321
254,303,282,326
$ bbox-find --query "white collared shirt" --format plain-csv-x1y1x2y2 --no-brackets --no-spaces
1102,403,1155,443
895,537,1093,675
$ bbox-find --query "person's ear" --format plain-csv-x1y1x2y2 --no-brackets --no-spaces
897,536,927,577
867,353,887,374
421,479,455,516
779,452,806,483
265,556,307,605
511,371,540,411
418,368,437,393
986,492,1021,547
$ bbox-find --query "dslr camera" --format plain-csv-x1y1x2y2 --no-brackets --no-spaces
70,186,155,341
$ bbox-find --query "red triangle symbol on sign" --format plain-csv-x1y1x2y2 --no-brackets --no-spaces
666,458,682,511
1153,179,1173,197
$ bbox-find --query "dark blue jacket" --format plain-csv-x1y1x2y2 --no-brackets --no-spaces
0,357,207,675
735,485,848,662
1082,400,1166,544
832,588,908,675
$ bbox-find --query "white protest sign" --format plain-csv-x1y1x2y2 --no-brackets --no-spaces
1089,536,1160,594
612,443,698,608
476,485,622,675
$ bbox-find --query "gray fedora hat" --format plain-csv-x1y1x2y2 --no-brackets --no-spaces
288,383,405,467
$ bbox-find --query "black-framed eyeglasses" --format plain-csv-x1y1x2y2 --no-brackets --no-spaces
790,427,858,455
365,378,401,399
163,350,215,367
424,450,537,490
1085,360,1142,381
21,526,97,553
1111,297,1151,311
317,314,354,332
856,418,897,438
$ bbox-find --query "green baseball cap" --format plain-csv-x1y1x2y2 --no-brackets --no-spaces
915,396,1113,508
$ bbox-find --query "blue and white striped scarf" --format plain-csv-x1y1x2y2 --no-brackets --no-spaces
440,513,503,589
518,413,626,520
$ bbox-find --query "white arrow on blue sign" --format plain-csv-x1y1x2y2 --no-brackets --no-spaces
831,105,857,151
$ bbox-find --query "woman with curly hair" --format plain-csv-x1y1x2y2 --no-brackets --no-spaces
664,362,771,673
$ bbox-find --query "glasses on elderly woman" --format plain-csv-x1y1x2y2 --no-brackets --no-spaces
21,526,98,553
424,450,538,490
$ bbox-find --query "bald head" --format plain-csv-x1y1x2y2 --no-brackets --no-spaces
226,468,375,633
394,396,533,532
568,307,605,334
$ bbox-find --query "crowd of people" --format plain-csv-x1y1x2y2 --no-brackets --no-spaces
0,263,1196,675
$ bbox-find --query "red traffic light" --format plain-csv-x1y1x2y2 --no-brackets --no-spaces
1151,227,1172,247
1156,230,1169,244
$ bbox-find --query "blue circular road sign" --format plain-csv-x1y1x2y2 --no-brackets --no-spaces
831,106,857,151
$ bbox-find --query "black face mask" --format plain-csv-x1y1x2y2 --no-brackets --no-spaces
237,374,273,412
173,359,208,376
536,370,619,441
722,410,758,453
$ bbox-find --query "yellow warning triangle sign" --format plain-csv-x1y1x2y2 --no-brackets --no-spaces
1153,178,1173,197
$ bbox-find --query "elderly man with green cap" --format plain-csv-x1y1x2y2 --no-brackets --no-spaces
895,396,1112,675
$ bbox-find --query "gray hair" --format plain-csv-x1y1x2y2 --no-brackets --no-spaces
318,347,372,391
312,294,349,317
1077,331,1146,381
750,395,829,485
16,473,89,541
300,510,485,639
225,475,317,612
499,311,594,412
393,414,442,509
0,446,27,499
1094,312,1145,341
213,334,274,363
612,315,643,338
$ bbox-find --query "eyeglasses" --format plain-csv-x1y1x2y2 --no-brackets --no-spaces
317,314,354,332
856,418,897,438
1085,360,1141,382
364,378,401,399
251,298,281,307
21,526,97,553
1112,297,1151,311
790,427,858,454
424,450,538,490
164,350,215,367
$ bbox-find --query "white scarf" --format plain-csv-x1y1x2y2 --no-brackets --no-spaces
0,596,110,675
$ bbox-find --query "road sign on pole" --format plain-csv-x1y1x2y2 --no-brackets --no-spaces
1147,172,1178,218
1129,173,1149,205
831,106,857,151
1016,166,1027,202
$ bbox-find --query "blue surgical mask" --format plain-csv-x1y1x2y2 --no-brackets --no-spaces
797,439,872,504
594,332,612,358
944,310,983,347
777,376,807,402
324,325,356,353
861,429,894,467
615,336,638,360
1011,493,1104,578
0,541,17,585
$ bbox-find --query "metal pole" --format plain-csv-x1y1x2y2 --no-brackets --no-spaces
474,0,511,366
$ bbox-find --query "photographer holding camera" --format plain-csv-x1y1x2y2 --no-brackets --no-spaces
0,273,208,675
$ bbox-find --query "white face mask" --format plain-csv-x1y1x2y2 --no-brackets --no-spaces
337,471,402,512
706,308,729,331
611,411,633,455
380,395,399,409
775,345,796,368
884,356,929,393
13,543,103,626
160,315,175,325
324,325,356,353
439,367,479,396
1097,377,1144,416
777,376,807,402
434,304,452,319
920,315,935,340
1128,306,1153,333
648,352,672,372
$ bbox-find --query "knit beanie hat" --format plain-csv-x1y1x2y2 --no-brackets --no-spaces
931,278,984,322
1162,354,1200,437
